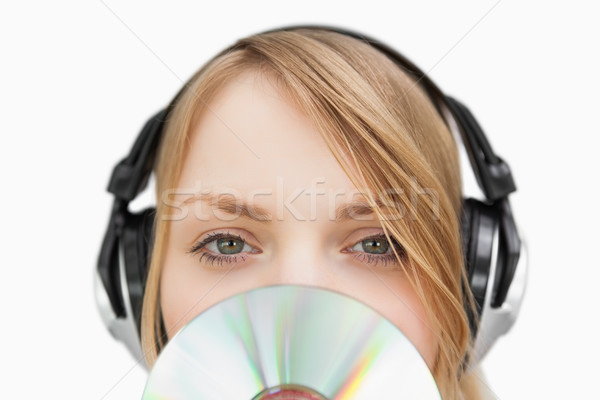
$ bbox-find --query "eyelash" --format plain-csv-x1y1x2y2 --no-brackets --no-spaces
186,231,406,268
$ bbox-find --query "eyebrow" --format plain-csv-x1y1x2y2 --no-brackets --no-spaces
179,191,383,223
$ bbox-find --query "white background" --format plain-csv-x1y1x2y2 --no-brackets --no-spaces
1,1,598,398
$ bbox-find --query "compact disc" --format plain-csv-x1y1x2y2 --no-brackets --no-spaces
143,284,441,400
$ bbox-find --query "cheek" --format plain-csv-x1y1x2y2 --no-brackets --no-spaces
159,261,196,339
159,248,268,339
383,284,439,371
333,270,439,370
158,248,230,338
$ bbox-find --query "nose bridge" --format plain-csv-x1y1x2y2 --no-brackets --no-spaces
267,231,331,287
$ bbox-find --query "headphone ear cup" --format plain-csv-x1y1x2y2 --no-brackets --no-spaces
460,198,498,340
460,198,478,339
460,198,474,273
121,207,156,335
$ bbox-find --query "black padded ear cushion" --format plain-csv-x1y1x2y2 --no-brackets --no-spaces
460,198,478,339
460,198,474,273
122,207,156,335
460,198,498,338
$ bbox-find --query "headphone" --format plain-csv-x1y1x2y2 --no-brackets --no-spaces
95,25,528,370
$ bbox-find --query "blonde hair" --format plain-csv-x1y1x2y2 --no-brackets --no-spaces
141,28,485,399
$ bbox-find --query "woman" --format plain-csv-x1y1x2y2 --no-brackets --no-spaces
98,26,523,399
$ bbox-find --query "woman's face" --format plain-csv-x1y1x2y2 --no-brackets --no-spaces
160,71,438,369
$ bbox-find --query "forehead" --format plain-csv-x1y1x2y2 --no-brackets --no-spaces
176,71,359,198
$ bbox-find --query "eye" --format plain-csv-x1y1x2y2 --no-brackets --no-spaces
187,231,260,267
345,234,407,268
187,231,406,269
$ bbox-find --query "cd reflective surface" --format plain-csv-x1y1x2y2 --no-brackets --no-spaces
143,284,441,400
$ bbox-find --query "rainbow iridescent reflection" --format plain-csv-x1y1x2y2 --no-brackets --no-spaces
143,284,441,400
